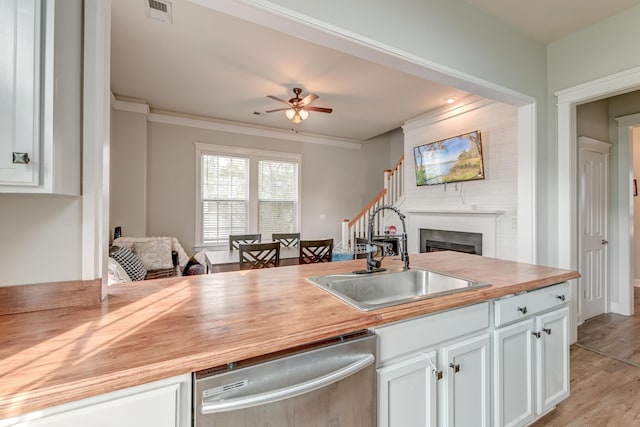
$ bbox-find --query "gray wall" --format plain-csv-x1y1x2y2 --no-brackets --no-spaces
111,111,391,254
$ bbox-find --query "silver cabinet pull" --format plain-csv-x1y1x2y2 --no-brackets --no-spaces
517,306,528,315
601,239,609,245
556,295,565,302
12,152,30,164
449,363,460,373
543,328,552,335
532,331,541,339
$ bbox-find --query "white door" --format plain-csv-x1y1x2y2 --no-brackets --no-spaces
579,137,611,321
377,351,438,427
535,307,570,415
441,333,491,427
493,319,535,427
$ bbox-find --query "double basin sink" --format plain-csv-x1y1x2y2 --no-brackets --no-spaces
307,268,490,311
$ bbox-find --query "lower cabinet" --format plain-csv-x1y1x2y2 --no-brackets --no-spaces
2,374,191,427
378,351,438,427
442,333,491,427
493,287,570,427
376,282,570,427
375,303,491,427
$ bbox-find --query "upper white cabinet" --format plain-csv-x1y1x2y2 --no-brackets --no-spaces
0,0,81,194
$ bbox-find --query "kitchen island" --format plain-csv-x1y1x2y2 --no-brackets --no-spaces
0,251,579,421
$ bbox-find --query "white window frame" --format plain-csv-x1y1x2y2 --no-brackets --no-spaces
195,142,302,250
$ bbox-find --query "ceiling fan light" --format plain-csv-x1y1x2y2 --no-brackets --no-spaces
292,113,303,124
285,109,296,120
299,109,309,120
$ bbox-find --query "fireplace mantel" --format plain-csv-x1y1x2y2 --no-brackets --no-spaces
407,209,504,217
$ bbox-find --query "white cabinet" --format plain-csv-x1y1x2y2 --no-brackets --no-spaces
1,374,191,427
493,283,570,427
442,333,491,427
374,302,491,427
0,0,81,194
378,352,438,427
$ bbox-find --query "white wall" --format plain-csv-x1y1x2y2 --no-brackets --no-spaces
403,101,518,260
111,109,389,254
547,3,640,266
0,195,83,285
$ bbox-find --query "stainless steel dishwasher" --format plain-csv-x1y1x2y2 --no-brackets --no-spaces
193,331,376,426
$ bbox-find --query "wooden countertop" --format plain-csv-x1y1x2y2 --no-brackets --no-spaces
0,252,579,419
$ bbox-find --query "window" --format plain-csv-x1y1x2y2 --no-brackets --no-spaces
258,159,298,236
196,144,301,247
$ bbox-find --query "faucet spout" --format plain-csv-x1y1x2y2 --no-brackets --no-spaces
354,205,410,274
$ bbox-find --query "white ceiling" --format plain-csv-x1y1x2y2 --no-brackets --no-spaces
110,0,640,141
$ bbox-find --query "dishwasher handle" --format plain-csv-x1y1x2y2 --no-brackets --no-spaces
201,353,374,414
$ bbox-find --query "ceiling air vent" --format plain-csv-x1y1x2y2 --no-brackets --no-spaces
145,0,173,23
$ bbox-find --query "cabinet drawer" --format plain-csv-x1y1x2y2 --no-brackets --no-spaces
374,302,489,364
494,283,569,327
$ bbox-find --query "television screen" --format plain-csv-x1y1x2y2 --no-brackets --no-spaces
413,130,485,186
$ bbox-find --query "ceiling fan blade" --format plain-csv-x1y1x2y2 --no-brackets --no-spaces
267,95,292,105
299,93,319,106
303,106,333,113
265,108,291,113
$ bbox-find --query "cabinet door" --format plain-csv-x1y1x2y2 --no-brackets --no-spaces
0,0,40,186
7,375,191,427
442,333,491,427
535,307,570,414
378,351,438,427
493,319,535,427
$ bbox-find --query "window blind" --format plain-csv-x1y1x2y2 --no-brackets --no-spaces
258,159,298,236
201,154,248,244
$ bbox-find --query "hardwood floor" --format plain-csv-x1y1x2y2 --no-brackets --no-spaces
533,288,640,426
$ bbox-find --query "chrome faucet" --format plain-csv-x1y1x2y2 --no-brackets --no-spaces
354,205,410,274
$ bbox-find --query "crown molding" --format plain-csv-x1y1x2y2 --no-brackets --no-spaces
401,95,495,133
110,96,362,150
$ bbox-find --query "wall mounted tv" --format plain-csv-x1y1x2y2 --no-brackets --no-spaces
413,130,485,186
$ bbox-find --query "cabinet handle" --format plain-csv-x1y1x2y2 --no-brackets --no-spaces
12,152,30,164
517,306,528,315
532,331,541,339
434,370,443,380
543,328,552,335
556,295,565,302
449,363,460,373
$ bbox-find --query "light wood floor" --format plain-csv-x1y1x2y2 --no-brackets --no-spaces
533,288,640,426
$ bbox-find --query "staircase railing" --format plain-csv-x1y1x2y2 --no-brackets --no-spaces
341,156,405,250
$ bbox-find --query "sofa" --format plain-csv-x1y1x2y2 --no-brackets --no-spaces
108,236,191,285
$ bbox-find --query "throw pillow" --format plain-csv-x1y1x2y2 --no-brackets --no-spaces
107,257,132,285
133,238,173,270
110,246,147,281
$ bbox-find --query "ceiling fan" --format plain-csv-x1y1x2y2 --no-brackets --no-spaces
266,87,333,123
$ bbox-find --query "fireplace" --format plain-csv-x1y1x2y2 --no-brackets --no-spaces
419,228,482,255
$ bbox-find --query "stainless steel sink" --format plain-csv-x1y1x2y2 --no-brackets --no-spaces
307,268,490,311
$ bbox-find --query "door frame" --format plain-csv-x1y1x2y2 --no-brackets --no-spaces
577,136,611,324
556,66,640,335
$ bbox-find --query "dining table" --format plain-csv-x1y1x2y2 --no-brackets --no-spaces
204,246,301,273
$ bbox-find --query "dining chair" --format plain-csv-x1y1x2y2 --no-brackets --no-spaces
238,242,281,270
229,234,261,250
272,232,300,248
299,238,333,264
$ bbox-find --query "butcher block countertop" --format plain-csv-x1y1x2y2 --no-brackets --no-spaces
0,252,579,419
